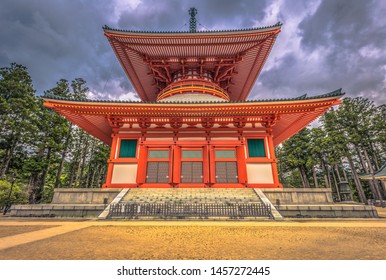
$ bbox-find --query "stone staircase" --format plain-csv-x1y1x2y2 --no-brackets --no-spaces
120,188,262,204
105,188,281,220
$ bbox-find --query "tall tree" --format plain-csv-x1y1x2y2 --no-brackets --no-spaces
280,128,312,188
0,63,38,178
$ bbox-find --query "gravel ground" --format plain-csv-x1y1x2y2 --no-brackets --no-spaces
0,220,385,260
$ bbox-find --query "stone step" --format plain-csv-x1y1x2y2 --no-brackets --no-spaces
120,188,262,205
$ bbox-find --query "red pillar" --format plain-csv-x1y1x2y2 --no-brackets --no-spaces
103,131,119,188
267,134,282,188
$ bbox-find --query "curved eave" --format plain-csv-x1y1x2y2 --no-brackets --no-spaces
43,90,343,146
43,94,342,109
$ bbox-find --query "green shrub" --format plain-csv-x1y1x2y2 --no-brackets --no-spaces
0,180,28,207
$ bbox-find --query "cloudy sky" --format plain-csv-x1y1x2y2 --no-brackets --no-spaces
1,0,385,104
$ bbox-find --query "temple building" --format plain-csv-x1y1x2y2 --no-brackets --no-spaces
43,12,343,189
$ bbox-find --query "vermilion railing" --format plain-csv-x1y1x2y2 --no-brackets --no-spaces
157,79,230,101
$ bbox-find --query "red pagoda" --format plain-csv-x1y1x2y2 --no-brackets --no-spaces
43,11,343,189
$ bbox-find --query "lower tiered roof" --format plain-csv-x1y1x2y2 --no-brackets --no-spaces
43,89,344,146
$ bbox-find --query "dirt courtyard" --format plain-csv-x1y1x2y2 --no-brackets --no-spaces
0,216,385,260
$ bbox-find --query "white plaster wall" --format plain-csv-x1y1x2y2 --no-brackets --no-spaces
111,164,138,184
211,137,239,140
178,137,207,141
145,137,174,141
246,163,274,184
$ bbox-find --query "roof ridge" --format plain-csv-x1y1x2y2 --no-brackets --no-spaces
102,22,282,34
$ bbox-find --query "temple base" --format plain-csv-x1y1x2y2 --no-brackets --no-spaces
9,188,378,219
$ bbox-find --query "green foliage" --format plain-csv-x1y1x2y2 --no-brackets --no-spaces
0,180,27,206
0,63,109,204
277,96,386,201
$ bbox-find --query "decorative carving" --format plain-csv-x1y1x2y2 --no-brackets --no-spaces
170,117,182,129
233,117,246,128
201,117,214,128
107,115,124,128
138,117,151,128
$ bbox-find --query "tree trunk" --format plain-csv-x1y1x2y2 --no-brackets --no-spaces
381,181,386,198
334,164,342,182
90,163,97,188
331,166,341,201
356,146,367,171
38,146,52,199
28,147,45,204
28,173,40,204
363,149,384,200
94,164,102,188
74,151,83,188
341,160,349,182
346,154,367,203
84,139,96,188
358,148,380,200
370,142,380,170
100,165,107,187
78,136,90,188
69,162,76,188
54,124,73,188
320,157,330,188
299,165,310,188
0,138,17,178
326,165,333,192
312,166,319,188
73,132,85,187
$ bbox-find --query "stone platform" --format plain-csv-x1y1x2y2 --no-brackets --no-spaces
260,188,377,218
9,187,378,219
10,188,121,218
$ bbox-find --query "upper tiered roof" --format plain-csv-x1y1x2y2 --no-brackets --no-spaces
103,23,281,101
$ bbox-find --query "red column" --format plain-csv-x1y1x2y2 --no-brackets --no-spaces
172,145,181,187
104,132,119,188
136,145,148,186
236,145,247,186
267,134,282,188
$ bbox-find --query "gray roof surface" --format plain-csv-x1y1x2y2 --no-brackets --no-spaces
43,88,344,104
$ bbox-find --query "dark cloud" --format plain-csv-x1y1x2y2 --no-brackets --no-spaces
253,0,386,104
0,0,384,105
296,0,386,103
116,0,268,31
0,0,127,95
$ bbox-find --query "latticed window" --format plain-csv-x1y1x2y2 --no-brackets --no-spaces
215,161,238,183
181,162,203,183
146,162,169,183
146,149,170,183
181,149,203,183
215,149,238,183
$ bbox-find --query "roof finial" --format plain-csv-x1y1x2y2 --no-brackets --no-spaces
189,7,197,32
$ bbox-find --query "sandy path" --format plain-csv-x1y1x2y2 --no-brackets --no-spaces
0,225,56,238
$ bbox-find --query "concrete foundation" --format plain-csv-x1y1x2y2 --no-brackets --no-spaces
10,188,121,218
261,188,333,204
260,188,377,218
51,188,122,204
9,187,378,218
